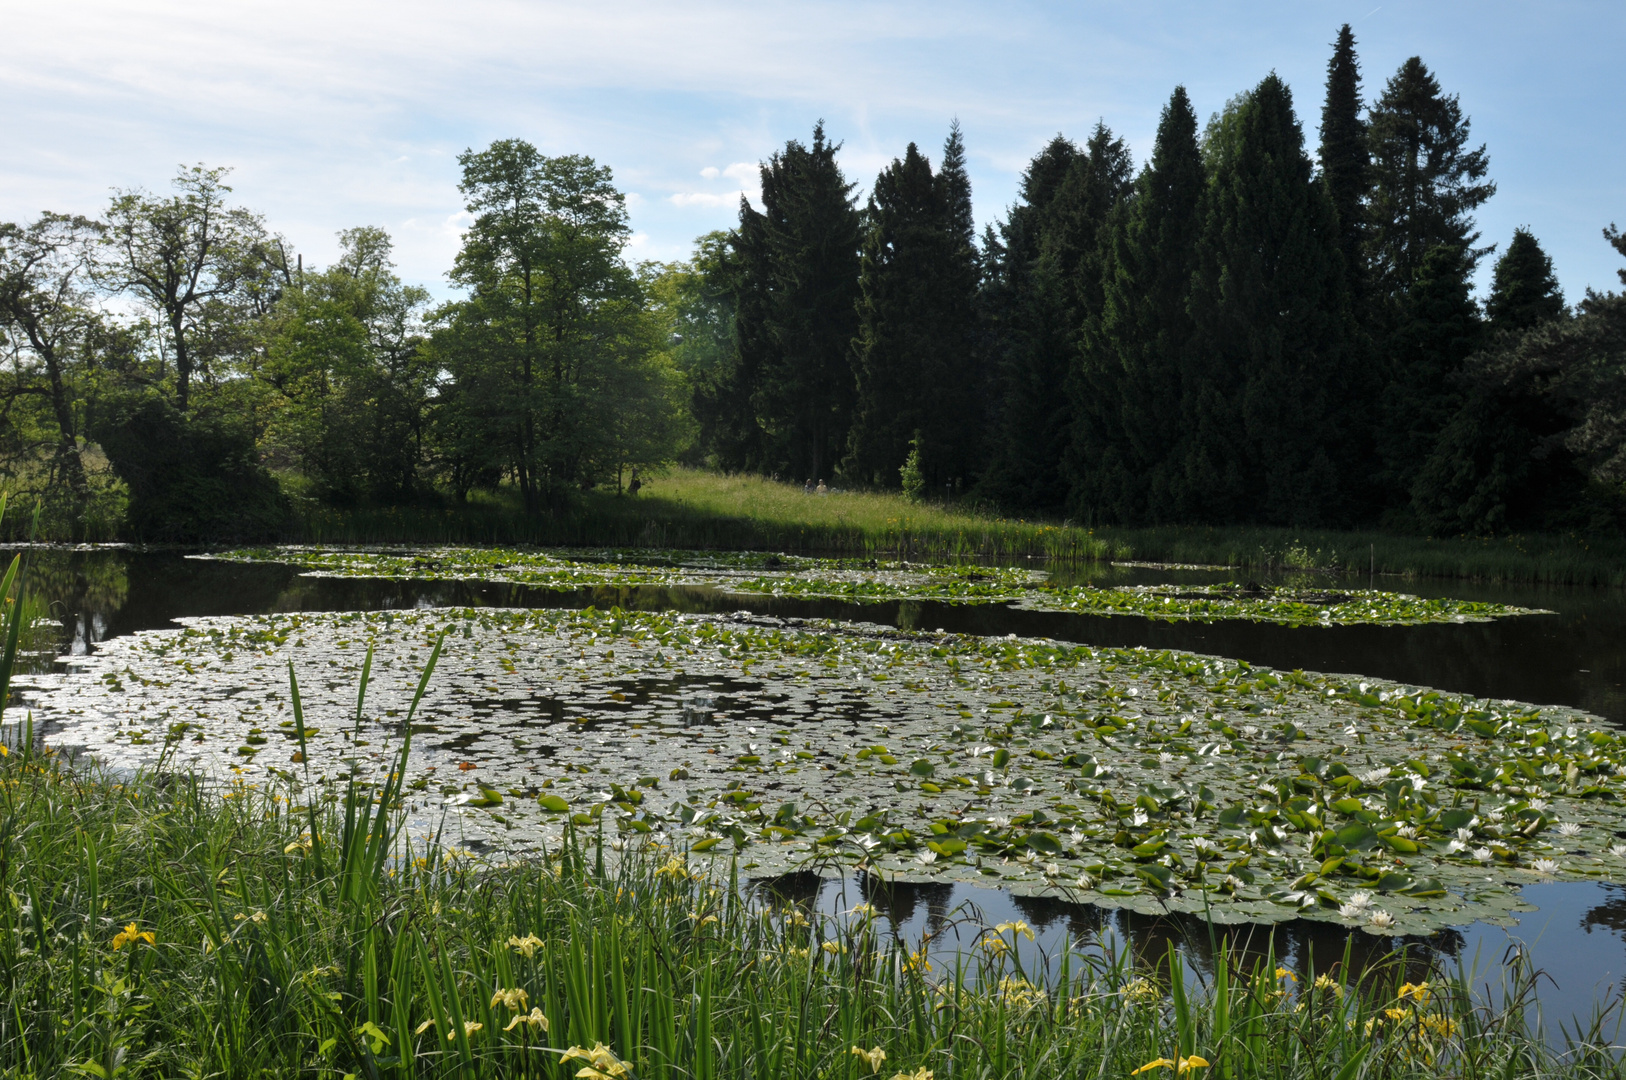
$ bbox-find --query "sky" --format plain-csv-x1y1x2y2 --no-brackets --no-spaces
4,0,1622,303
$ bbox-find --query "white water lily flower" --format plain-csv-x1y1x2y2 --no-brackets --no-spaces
1360,767,1391,785
1474,847,1494,863
1456,827,1475,842
1610,844,1626,859
1344,891,1373,911
1396,824,1418,839
1557,822,1582,838
1444,840,1465,854
916,850,938,865
1131,810,1150,827
1338,902,1365,919
1158,752,1175,765
1076,873,1097,889
1368,910,1396,930
1241,726,1259,737
1530,858,1560,874
1044,862,1061,877
1529,799,1549,811
1543,763,1562,776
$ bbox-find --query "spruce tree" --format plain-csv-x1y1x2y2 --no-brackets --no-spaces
1319,25,1369,296
845,143,944,487
1184,75,1356,525
1379,242,1482,501
1607,223,1626,285
1366,57,1496,306
731,122,864,484
925,122,983,488
1080,86,1205,523
976,136,1080,512
1485,227,1565,333
981,127,1132,514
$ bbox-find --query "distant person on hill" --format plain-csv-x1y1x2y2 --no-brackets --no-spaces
804,479,814,494
627,469,641,497
816,479,828,495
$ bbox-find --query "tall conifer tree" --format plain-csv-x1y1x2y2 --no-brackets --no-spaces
1485,228,1565,334
1366,58,1495,306
1077,87,1205,523
976,136,1080,512
1319,25,1369,295
1184,75,1356,525
982,127,1131,514
729,123,864,483
845,143,945,486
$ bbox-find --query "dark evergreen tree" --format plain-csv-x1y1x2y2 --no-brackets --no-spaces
928,121,983,488
1607,223,1626,285
844,143,945,487
1183,75,1356,525
1366,57,1496,307
1319,24,1370,296
1486,227,1565,334
1379,242,1483,503
1073,87,1204,523
981,126,1132,514
731,122,864,484
975,136,1081,512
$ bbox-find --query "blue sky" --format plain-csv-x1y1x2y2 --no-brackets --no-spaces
4,1,1622,302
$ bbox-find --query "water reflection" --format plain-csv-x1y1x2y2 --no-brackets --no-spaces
13,545,1626,1021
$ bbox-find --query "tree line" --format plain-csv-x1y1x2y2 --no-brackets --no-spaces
3,24,1624,541
675,26,1626,533
0,148,690,539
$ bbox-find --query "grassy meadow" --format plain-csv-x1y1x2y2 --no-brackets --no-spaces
287,467,1626,585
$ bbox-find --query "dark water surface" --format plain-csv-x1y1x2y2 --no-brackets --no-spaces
19,546,1626,1023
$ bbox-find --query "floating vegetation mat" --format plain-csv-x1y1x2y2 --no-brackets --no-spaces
26,606,1624,936
207,546,1544,627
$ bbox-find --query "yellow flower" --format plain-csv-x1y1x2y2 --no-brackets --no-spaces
888,1070,933,1080
1313,973,1345,999
1133,1055,1209,1075
849,902,879,919
822,941,846,955
688,911,719,926
491,987,529,1011
993,920,1036,941
448,1020,482,1041
504,1007,550,1034
1275,966,1296,983
1122,978,1158,1002
111,923,155,950
560,1043,630,1079
284,835,313,855
507,933,544,958
851,1045,887,1074
414,1019,437,1035
904,948,932,975
1397,981,1430,1003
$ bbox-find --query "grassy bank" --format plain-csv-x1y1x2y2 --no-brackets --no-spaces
3,744,1622,1079
288,468,1626,586
288,469,1115,562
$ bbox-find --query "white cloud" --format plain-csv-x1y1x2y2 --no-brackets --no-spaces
669,191,746,208
699,166,719,178
721,162,759,182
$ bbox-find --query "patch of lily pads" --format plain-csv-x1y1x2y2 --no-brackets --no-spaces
205,546,1544,627
26,605,1623,936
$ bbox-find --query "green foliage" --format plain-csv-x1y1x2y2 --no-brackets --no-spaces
1366,57,1496,308
733,122,864,484
1080,87,1205,524
1486,228,1566,334
1184,75,1356,526
433,141,686,509
262,227,435,504
1320,24,1370,296
93,394,287,542
846,132,978,491
898,439,925,502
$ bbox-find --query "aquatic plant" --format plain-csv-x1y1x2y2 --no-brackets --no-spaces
207,545,1544,626
28,605,1620,935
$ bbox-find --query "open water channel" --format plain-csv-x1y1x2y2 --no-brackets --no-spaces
13,545,1626,1033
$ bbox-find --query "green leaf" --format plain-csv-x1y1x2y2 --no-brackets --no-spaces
537,794,569,812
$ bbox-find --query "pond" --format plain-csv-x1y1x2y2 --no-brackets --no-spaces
12,545,1626,1029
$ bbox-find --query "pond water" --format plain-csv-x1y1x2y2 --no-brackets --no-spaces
13,545,1626,1027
